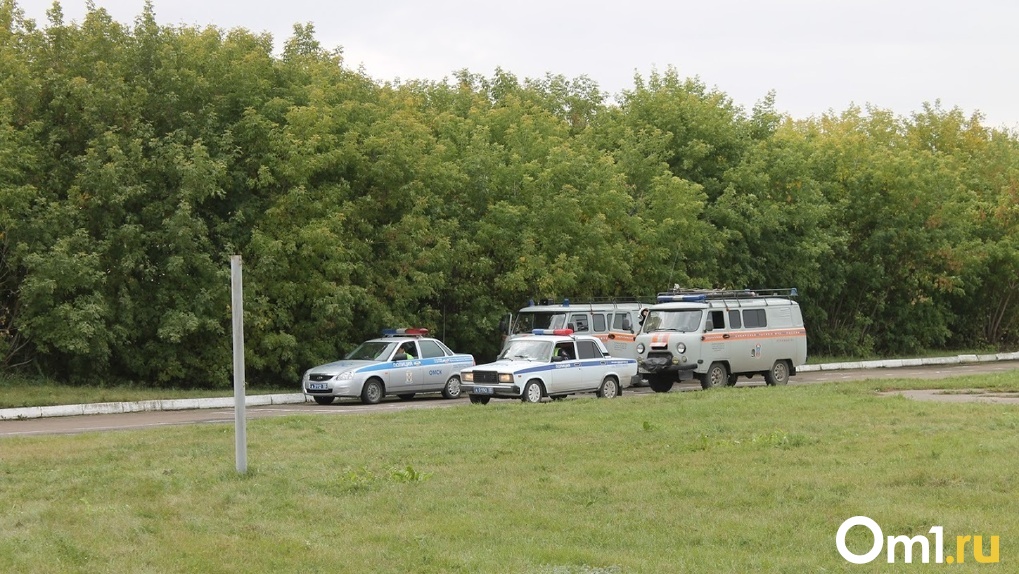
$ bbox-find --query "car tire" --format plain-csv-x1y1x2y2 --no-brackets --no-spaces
313,396,334,405
397,393,415,400
597,376,619,398
469,395,490,405
648,375,674,393
360,379,384,405
701,362,728,389
522,380,543,403
765,360,790,386
441,375,462,399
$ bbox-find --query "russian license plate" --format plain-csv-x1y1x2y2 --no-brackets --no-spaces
308,383,329,391
473,386,493,395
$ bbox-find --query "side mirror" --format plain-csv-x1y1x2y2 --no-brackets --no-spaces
551,355,565,363
394,352,409,361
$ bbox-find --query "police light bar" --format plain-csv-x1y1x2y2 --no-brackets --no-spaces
656,294,708,303
381,327,429,337
532,329,574,336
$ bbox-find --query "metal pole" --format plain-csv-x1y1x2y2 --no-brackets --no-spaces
230,255,247,473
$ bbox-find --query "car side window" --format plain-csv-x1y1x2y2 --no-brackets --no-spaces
576,340,600,359
592,313,606,332
396,342,417,359
554,342,577,360
418,340,445,358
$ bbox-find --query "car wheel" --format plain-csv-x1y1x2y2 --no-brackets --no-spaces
597,376,619,398
397,393,415,400
360,379,384,405
765,360,790,386
701,362,728,389
648,375,674,393
522,380,543,403
441,375,462,399
313,396,334,405
469,395,490,405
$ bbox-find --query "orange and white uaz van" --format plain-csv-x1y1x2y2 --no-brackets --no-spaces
634,288,808,391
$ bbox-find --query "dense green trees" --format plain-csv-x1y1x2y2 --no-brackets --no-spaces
1,1,1017,386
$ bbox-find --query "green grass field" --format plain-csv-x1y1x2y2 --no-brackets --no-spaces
2,374,1017,573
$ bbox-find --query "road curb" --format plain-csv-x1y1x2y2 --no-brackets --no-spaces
796,352,1019,373
0,393,308,421
5,352,1019,421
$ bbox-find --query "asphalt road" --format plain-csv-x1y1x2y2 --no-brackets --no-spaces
2,360,1017,438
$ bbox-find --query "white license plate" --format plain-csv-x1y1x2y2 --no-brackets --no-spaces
308,383,329,391
473,386,493,395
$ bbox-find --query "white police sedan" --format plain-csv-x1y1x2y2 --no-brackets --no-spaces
460,329,638,404
302,329,475,405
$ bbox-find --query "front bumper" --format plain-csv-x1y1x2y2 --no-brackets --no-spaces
461,383,521,399
637,356,697,375
303,379,361,398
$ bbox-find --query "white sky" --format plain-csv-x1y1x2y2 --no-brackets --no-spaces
20,0,1019,130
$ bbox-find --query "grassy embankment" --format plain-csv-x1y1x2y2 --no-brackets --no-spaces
0,376,295,409
1,372,1017,573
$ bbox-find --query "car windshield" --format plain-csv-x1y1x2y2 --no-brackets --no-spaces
642,310,703,333
345,341,397,361
498,339,553,362
510,311,566,334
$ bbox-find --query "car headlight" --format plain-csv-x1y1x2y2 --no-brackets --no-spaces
675,342,686,354
463,372,474,382
636,343,645,354
336,371,354,380
498,373,513,383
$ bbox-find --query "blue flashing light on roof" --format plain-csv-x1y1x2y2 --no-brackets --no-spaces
528,299,534,307
563,298,570,307
381,327,429,337
790,288,798,296
532,329,574,336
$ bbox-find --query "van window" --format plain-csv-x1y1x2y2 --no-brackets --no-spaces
611,312,628,331
592,313,606,332
771,306,793,327
707,310,726,330
570,314,590,332
728,310,742,329
743,309,768,328
576,339,601,359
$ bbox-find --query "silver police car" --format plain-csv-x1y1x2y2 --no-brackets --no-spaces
302,329,475,405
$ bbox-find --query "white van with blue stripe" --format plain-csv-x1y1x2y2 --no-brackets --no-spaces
461,329,639,404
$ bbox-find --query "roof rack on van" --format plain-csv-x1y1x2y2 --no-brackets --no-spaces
657,287,798,303
528,296,657,307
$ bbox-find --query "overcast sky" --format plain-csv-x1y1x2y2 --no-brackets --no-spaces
20,0,1019,129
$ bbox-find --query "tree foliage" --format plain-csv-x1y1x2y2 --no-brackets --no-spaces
2,1,1018,386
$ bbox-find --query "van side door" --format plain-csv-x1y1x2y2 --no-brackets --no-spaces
702,308,729,370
